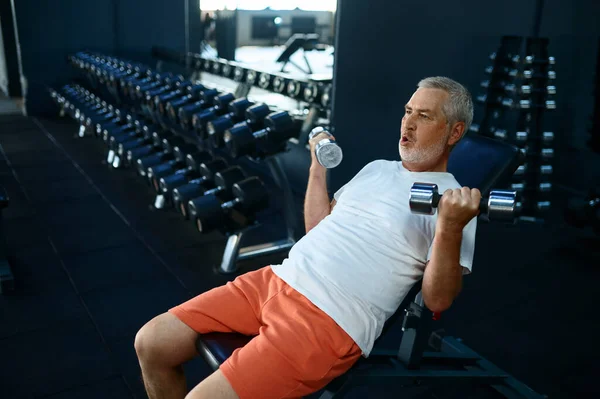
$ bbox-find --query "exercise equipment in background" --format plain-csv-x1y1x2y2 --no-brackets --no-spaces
472,35,557,222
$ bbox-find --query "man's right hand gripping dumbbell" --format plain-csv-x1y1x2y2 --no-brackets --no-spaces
308,127,343,169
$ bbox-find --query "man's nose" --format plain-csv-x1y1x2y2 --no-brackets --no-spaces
403,114,416,130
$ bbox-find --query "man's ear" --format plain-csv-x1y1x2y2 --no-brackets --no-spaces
448,122,465,146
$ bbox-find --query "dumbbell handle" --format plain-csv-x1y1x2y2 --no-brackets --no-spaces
430,192,490,214
189,176,209,185
222,197,241,210
204,186,225,196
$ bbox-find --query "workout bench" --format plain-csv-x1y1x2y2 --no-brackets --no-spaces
197,133,543,397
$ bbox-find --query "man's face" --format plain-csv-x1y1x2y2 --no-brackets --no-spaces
399,88,452,164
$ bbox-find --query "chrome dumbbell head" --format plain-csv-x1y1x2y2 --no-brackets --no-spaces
409,183,439,215
309,127,343,169
485,190,518,222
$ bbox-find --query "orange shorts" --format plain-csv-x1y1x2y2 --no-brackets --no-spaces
169,266,361,399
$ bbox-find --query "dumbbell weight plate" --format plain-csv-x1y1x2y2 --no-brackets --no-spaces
409,183,439,215
174,183,207,218
230,177,269,214
184,151,213,171
149,161,182,191
159,169,196,194
198,158,229,180
190,195,227,233
246,103,271,125
224,124,255,158
213,167,246,192
207,117,234,148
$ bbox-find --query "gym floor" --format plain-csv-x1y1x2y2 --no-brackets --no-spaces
0,110,599,399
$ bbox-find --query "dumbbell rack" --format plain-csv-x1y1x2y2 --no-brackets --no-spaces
151,46,333,115
219,156,298,274
64,52,310,274
589,38,600,154
472,36,557,222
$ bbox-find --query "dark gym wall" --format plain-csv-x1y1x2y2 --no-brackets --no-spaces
117,0,203,65
330,0,600,193
14,0,116,116
0,0,23,98
13,0,202,116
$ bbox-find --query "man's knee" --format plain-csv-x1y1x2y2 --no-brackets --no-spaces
135,312,199,367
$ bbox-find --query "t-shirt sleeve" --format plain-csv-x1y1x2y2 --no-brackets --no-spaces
333,160,380,202
427,216,477,275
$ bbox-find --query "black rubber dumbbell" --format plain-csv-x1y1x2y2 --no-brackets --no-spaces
178,89,221,130
148,147,210,193
165,84,207,124
191,93,237,139
172,159,230,218
224,111,298,158
189,176,269,233
210,103,271,150
126,128,175,166
135,135,185,178
409,183,517,222
147,140,201,191
183,166,247,219
157,152,216,201
206,98,255,148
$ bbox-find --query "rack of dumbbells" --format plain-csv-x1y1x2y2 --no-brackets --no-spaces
50,51,339,274
471,36,557,222
150,46,333,130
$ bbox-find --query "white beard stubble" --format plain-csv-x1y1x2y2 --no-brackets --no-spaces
399,129,451,164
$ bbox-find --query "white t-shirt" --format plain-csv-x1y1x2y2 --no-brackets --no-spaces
271,160,477,357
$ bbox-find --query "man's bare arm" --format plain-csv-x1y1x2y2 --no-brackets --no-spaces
304,130,339,233
304,166,332,233
422,225,463,313
422,187,480,313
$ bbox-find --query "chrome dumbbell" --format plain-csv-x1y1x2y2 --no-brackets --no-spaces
309,127,344,169
409,183,517,222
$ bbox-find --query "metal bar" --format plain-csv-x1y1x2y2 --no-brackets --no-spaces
218,232,244,274
237,239,295,261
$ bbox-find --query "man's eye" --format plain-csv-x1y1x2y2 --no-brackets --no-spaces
420,114,429,119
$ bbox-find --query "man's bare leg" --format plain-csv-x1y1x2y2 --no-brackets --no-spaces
135,313,199,399
185,370,240,399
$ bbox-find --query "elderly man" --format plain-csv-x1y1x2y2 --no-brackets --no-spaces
135,76,480,399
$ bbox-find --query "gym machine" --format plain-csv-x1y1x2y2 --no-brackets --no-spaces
195,134,545,398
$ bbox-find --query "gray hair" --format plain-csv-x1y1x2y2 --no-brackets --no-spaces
417,77,474,141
